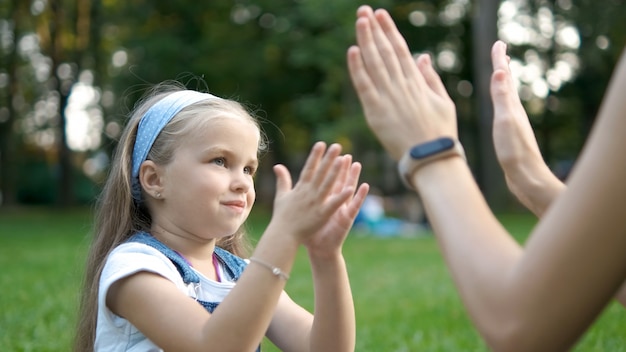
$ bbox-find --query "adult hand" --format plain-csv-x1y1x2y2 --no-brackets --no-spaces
303,154,369,258
490,41,564,215
347,5,458,160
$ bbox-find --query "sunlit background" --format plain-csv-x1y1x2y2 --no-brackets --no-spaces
53,2,586,157
1,0,624,207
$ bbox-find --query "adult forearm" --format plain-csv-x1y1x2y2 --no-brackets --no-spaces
410,157,530,347
410,155,625,350
307,253,356,352
505,163,565,218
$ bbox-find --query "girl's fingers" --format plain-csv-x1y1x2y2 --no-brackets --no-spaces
322,186,356,217
330,155,352,195
356,4,372,18
295,143,353,210
317,156,347,199
347,183,371,220
344,162,369,219
298,141,327,183
346,161,362,192
310,143,343,187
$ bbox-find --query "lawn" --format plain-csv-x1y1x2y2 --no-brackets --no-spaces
1,207,625,351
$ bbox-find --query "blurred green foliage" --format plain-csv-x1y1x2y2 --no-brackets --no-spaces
1,0,626,207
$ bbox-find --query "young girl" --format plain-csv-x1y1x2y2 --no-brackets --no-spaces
74,83,369,351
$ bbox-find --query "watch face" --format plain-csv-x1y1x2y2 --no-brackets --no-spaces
409,137,455,159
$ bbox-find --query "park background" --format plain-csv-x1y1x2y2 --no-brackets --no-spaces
1,0,626,350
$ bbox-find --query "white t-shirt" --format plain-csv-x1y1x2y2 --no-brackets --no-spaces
94,242,236,352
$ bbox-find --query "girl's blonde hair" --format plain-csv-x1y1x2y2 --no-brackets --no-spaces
74,83,267,351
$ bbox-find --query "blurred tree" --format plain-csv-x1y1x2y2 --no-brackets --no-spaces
0,0,25,206
0,0,101,207
46,0,102,205
3,0,625,211
498,0,625,182
472,0,506,208
102,0,392,202
46,0,76,206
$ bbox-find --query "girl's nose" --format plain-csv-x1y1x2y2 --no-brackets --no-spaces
231,171,253,192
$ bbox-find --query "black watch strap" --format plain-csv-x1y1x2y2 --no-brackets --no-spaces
398,137,466,190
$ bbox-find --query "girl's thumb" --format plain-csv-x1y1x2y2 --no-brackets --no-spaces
273,164,292,196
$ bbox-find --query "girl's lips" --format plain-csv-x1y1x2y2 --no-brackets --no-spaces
222,200,246,212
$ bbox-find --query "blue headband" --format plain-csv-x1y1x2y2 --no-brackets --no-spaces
131,90,216,201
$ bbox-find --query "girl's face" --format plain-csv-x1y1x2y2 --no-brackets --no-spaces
157,116,259,240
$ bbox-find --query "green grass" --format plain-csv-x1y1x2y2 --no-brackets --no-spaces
0,208,92,351
1,208,625,351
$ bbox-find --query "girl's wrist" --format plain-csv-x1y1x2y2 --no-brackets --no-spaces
307,247,344,263
260,221,301,252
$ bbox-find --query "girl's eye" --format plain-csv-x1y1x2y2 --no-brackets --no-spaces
212,157,226,167
244,166,256,176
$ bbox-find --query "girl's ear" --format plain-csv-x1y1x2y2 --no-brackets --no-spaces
139,160,164,200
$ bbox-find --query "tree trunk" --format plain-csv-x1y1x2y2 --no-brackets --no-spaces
0,0,23,207
471,0,509,209
49,0,74,207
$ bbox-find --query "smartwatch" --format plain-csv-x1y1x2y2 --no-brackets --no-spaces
398,137,466,190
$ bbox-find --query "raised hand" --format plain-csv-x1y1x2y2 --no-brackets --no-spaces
303,154,370,258
347,5,458,160
270,142,357,244
490,41,564,216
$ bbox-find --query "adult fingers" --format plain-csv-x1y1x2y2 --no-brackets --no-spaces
490,41,526,118
347,46,384,128
347,45,378,100
364,8,407,85
490,43,519,123
375,8,425,87
416,54,450,99
491,40,511,75
354,9,394,93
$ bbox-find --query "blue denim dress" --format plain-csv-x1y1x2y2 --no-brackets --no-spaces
127,232,261,351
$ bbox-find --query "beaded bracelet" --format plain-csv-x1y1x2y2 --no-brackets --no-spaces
249,257,290,280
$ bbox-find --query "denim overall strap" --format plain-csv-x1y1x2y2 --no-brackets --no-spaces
127,232,199,284
126,232,260,351
213,246,247,281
